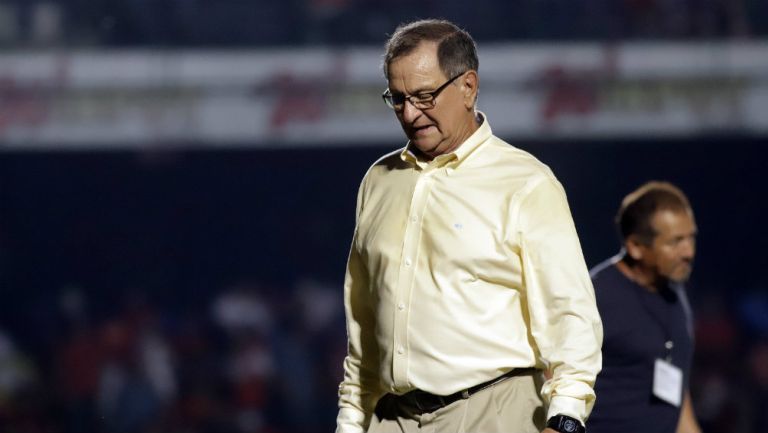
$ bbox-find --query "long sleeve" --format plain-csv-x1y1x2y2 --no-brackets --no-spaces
336,179,384,433
516,176,603,423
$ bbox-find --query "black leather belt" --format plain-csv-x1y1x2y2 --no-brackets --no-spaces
394,367,537,414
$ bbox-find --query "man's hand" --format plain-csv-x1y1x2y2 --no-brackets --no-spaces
542,429,559,433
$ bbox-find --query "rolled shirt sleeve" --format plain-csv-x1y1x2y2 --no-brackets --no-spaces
516,176,603,423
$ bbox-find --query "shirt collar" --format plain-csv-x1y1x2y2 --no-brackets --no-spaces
400,111,492,169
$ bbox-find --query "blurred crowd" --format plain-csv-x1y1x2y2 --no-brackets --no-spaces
0,280,346,433
692,289,768,432
0,0,765,47
0,277,765,433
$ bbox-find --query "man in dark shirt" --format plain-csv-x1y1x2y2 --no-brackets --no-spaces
588,181,702,433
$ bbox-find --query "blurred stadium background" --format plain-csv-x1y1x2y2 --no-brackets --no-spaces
0,1,767,432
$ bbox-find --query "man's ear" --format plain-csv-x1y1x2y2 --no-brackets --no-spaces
460,70,479,109
625,235,646,261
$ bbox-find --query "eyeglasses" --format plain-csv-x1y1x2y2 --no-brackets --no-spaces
382,72,465,110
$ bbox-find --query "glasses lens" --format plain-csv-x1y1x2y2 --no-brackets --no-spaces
411,95,434,109
382,92,435,110
382,91,401,109
391,94,406,109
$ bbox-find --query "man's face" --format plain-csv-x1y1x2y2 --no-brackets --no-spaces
638,209,697,284
386,42,476,158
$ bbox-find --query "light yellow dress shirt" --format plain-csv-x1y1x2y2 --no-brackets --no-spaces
336,114,603,433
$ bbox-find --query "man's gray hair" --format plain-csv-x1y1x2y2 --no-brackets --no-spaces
382,19,479,80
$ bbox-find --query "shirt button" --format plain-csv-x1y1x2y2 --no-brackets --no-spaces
397,346,405,354
404,258,412,267
410,215,418,223
398,302,405,311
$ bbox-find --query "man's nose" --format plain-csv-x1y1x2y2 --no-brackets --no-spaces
401,99,422,123
680,237,696,260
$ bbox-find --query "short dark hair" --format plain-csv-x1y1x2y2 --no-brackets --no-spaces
382,19,479,80
616,181,693,245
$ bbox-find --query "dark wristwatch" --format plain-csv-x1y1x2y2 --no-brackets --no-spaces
546,414,585,433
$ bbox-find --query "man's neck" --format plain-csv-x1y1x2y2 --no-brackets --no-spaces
422,111,481,161
615,259,661,293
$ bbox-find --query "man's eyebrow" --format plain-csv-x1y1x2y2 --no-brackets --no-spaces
410,84,436,94
390,82,439,95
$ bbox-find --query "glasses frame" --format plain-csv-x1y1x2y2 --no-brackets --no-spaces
382,72,466,110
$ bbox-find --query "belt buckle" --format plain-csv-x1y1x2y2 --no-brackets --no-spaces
412,394,424,413
410,391,451,414
412,391,433,413
421,393,442,413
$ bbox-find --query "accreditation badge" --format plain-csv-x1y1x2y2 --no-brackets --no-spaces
653,358,683,407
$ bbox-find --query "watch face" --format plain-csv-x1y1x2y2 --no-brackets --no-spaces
563,419,577,432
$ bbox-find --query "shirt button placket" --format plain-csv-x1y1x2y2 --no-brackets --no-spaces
393,173,430,389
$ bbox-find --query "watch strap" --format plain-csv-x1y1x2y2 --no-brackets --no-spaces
546,414,585,433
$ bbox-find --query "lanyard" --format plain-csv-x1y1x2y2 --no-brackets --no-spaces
629,283,677,362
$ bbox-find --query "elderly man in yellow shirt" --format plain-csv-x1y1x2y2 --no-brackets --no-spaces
336,19,602,433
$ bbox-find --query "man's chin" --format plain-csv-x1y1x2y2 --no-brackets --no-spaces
410,139,440,156
670,271,692,284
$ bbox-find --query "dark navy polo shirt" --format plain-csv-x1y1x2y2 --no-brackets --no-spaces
587,258,694,433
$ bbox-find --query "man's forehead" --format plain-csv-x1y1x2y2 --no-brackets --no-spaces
387,43,444,88
651,209,697,235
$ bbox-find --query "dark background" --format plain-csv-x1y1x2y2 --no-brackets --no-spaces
1,0,768,431
3,137,765,311
1,137,767,432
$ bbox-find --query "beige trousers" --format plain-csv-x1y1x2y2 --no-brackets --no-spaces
368,371,546,433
